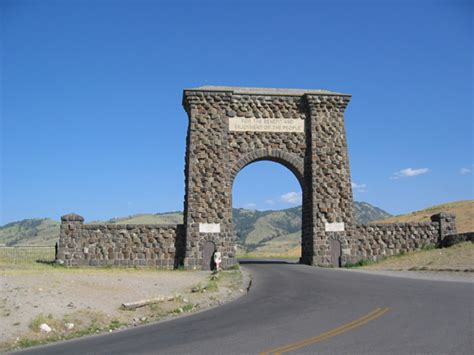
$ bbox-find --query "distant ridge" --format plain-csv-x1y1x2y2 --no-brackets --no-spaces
0,201,390,249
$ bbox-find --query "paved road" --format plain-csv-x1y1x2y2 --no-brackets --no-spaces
18,261,473,354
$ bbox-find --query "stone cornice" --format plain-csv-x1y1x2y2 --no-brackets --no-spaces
61,213,84,222
183,85,351,97
304,93,351,111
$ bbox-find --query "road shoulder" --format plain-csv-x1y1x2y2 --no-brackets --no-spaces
338,268,474,283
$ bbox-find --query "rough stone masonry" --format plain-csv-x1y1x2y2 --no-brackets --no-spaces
56,86,457,268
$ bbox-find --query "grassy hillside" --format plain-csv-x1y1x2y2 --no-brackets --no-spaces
233,207,301,248
104,212,183,225
0,219,60,247
359,242,474,272
1,202,390,249
236,202,391,255
372,200,473,234
249,231,301,256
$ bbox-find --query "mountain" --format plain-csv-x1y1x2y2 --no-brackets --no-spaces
232,201,392,254
354,202,392,224
233,206,302,247
0,202,390,249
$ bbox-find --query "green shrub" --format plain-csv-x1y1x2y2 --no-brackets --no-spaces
18,338,46,348
421,244,436,251
30,314,50,332
343,259,373,268
182,304,194,312
206,279,218,292
108,319,126,330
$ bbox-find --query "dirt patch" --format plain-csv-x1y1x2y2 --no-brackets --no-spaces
0,264,245,352
341,268,474,283
360,242,474,272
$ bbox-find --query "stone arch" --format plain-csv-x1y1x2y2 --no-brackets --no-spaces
181,86,354,269
230,149,305,190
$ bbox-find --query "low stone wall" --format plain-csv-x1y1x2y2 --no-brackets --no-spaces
353,213,457,261
56,212,457,268
56,213,185,268
441,232,474,248
354,222,439,261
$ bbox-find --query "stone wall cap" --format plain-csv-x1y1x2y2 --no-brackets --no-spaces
184,86,351,97
61,213,84,222
430,212,456,221
82,223,181,229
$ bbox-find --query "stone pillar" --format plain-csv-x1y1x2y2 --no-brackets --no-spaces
57,213,84,266
304,94,354,266
182,90,235,270
431,213,457,244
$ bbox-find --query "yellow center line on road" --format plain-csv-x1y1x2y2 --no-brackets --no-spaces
259,307,391,355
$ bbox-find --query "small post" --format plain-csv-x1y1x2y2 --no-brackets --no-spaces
431,213,457,245
57,213,84,266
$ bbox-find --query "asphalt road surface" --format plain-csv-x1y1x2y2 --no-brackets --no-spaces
17,261,473,354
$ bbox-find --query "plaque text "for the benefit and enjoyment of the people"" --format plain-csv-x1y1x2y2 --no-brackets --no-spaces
229,117,304,132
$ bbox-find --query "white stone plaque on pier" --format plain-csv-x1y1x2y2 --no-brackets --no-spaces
325,222,345,232
229,117,304,132
199,223,221,233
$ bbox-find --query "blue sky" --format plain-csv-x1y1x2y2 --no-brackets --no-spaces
1,0,472,225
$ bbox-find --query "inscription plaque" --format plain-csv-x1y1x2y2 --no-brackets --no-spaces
325,222,345,232
199,223,221,233
229,117,304,132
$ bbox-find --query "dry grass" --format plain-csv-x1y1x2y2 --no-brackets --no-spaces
363,242,474,271
0,246,55,264
103,213,183,225
372,200,474,233
284,245,301,258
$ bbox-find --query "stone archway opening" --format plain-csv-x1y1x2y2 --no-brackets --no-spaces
231,160,305,261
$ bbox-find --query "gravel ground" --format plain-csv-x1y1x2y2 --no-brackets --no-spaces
0,266,246,351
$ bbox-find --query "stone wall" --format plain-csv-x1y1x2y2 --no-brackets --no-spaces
441,232,474,248
56,213,184,268
55,212,457,268
352,213,457,262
